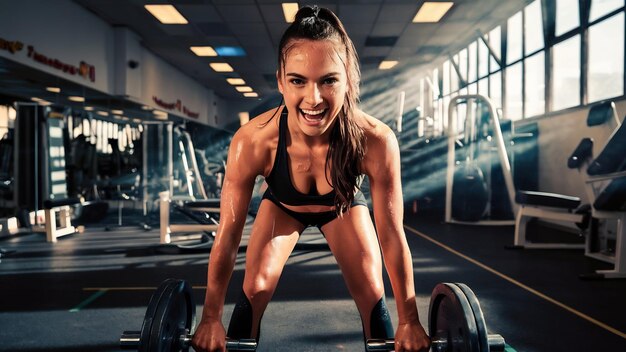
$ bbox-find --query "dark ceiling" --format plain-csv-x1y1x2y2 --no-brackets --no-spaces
72,0,530,104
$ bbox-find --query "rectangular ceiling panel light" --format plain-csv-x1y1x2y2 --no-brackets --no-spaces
190,46,217,56
239,112,250,126
210,63,234,72
46,87,61,93
68,96,85,102
413,2,454,23
244,92,259,97
236,86,253,92
215,46,246,57
282,3,299,23
227,78,246,85
145,5,188,24
379,60,398,70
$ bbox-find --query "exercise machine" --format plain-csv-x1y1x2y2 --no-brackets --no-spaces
445,95,517,225
513,101,626,279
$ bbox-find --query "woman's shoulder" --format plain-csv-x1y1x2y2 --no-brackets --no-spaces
228,106,282,175
356,110,396,146
234,106,282,144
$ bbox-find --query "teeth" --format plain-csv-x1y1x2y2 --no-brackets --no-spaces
301,108,325,116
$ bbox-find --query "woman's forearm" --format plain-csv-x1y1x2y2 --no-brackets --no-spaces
202,227,244,321
380,236,420,324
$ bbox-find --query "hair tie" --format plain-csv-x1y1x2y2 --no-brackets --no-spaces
301,5,320,24
312,5,320,17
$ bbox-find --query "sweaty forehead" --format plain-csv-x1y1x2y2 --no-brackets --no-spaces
283,39,346,73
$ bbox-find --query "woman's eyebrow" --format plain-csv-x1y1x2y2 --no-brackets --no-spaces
285,72,341,79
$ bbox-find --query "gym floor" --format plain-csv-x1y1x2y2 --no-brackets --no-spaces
0,209,625,351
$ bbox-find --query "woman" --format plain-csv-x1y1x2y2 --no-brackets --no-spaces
192,5,430,352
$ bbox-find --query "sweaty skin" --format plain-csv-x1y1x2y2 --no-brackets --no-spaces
192,38,429,352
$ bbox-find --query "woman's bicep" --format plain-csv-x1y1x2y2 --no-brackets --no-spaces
367,131,404,239
218,133,263,226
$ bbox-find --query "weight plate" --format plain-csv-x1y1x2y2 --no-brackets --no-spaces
148,279,196,352
453,283,489,352
428,283,480,352
139,279,178,352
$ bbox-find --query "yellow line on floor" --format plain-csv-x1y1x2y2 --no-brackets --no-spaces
403,224,626,340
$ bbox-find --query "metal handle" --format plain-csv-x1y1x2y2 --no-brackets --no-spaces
365,338,447,351
121,331,257,351
366,334,505,351
487,334,506,351
180,334,257,351
120,331,140,349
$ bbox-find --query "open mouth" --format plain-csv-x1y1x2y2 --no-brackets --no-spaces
299,108,327,124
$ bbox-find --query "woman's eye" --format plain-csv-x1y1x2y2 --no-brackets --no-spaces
323,78,337,85
290,79,304,85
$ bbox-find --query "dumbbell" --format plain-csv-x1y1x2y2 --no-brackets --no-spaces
366,282,505,351
120,279,257,351
121,279,504,352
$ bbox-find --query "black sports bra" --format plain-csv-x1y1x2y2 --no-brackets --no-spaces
264,108,336,206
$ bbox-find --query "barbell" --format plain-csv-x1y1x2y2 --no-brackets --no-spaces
120,279,505,351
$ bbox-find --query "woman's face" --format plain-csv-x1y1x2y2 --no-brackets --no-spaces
277,39,348,137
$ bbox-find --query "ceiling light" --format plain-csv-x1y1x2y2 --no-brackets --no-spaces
96,111,109,116
244,92,259,97
412,2,454,23
112,109,124,115
84,106,94,111
145,4,188,24
282,3,299,23
31,97,51,105
210,63,234,72
46,87,61,93
190,46,217,56
141,105,152,110
227,78,246,85
239,112,250,126
68,96,85,102
215,46,246,57
236,86,253,92
379,60,399,70
153,110,168,120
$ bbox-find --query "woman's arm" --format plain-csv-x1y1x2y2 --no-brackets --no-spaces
201,129,263,321
366,127,419,325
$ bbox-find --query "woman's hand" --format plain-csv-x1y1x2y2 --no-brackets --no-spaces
394,320,430,352
191,317,226,352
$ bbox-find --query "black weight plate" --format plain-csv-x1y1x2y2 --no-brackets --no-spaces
139,279,178,352
453,283,489,352
428,283,480,352
148,279,196,352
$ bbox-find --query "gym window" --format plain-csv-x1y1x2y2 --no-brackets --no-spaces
590,0,625,22
507,11,523,64
489,27,501,73
524,51,545,117
552,35,581,110
587,12,625,103
525,0,544,55
505,61,523,121
555,0,580,37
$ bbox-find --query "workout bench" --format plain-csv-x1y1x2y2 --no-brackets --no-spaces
42,198,80,243
158,191,219,245
513,101,626,279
